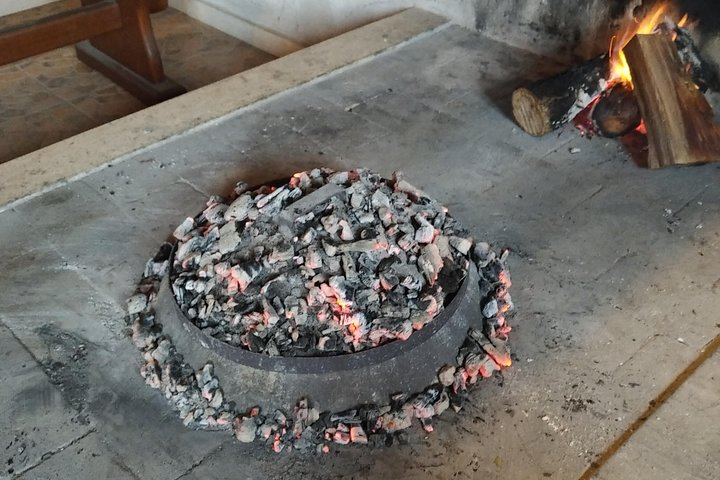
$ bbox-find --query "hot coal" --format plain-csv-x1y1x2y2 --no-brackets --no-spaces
169,169,473,357
125,168,516,453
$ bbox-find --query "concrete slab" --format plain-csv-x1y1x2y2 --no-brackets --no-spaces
595,350,720,480
0,323,92,479
0,16,719,480
15,432,137,480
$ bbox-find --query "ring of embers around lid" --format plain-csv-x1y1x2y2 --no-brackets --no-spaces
157,253,479,412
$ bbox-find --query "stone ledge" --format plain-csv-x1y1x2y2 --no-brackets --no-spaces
0,8,448,211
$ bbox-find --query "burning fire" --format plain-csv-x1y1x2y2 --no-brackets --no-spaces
609,3,688,85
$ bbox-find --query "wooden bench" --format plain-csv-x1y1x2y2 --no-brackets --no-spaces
0,0,185,104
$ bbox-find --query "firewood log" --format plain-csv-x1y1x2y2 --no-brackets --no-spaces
624,33,720,168
512,26,718,138
591,83,642,137
511,55,609,136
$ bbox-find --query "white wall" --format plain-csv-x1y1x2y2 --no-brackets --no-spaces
1,0,54,17
169,0,476,56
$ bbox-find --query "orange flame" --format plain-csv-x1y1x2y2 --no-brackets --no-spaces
348,321,358,335
335,297,352,312
678,13,689,28
609,3,686,85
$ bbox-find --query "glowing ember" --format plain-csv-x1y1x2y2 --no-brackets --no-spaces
170,168,476,356
131,167,517,453
335,297,352,312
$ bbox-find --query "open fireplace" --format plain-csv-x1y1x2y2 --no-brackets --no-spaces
508,1,720,168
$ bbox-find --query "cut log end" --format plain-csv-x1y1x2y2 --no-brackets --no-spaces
591,83,642,138
512,88,551,137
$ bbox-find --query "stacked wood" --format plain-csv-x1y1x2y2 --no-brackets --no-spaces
624,34,720,168
512,25,720,140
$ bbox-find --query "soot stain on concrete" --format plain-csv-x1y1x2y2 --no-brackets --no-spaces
36,324,92,425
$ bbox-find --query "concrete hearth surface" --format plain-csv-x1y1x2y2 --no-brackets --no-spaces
1,10,718,480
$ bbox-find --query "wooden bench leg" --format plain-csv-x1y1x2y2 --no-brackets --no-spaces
76,0,185,105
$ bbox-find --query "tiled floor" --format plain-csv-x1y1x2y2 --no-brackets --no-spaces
0,1,275,164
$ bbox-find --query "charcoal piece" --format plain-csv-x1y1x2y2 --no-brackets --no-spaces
232,296,257,315
390,392,410,408
368,433,390,448
294,426,322,451
225,194,253,222
377,254,401,272
154,242,174,262
269,243,294,263
330,409,360,425
422,384,443,404
371,189,391,210
233,181,250,196
271,297,285,315
357,404,382,428
418,244,443,284
234,416,257,443
310,411,333,432
482,299,499,318
341,253,358,279
318,334,342,352
437,260,465,294
203,203,228,224
173,217,195,241
247,333,266,353
456,338,481,365
432,391,450,416
471,241,494,268
450,391,468,412
356,252,380,273
448,236,472,255
379,271,400,290
437,365,456,387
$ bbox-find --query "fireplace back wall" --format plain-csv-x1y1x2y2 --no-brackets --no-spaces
473,0,720,68
473,0,635,60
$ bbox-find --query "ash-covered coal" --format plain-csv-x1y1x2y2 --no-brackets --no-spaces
170,168,474,356
125,168,516,453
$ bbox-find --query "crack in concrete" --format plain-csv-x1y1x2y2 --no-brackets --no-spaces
176,175,212,198
562,184,605,218
109,455,143,480
673,183,711,217
170,441,229,480
594,249,636,281
13,428,96,478
0,317,44,371
610,333,662,376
